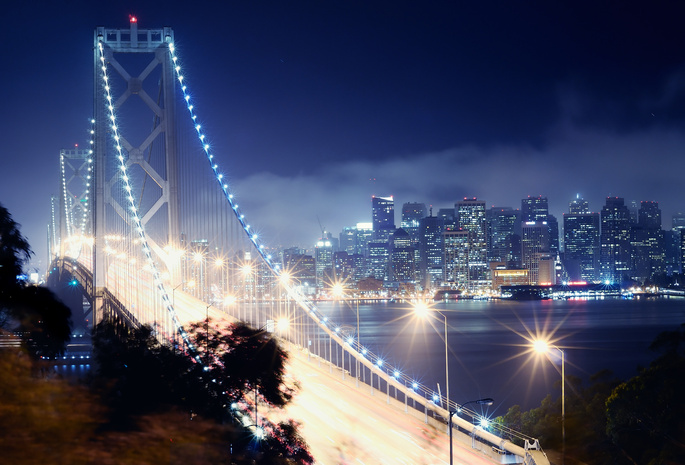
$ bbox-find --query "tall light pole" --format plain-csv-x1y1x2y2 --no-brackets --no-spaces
356,295,360,386
534,340,565,465
414,302,450,417
449,398,494,465
171,281,194,347
205,302,214,367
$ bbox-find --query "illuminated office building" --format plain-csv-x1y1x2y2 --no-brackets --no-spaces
456,198,489,291
418,214,444,288
630,201,664,281
389,228,415,284
600,197,632,284
443,229,470,290
372,195,395,241
563,197,600,282
522,221,552,285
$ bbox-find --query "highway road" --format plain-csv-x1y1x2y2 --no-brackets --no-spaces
279,348,496,465
75,256,508,464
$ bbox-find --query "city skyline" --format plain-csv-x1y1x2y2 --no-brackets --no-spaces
2,2,685,272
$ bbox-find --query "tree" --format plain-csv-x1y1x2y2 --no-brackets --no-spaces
606,324,685,464
0,203,71,357
0,202,31,309
91,318,313,464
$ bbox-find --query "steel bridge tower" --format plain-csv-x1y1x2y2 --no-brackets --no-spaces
93,20,180,325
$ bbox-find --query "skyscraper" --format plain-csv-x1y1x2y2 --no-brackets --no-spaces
456,198,489,292
630,201,664,281
315,233,334,288
389,228,415,284
521,195,549,222
401,202,427,242
367,241,389,281
487,207,519,266
372,196,395,241
600,197,632,284
569,195,590,214
418,214,444,289
563,198,600,282
521,221,552,285
522,195,558,258
673,213,685,273
443,229,470,290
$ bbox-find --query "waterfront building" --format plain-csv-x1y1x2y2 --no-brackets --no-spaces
563,204,600,282
389,228,415,284
630,201,664,281
600,197,632,284
443,229,470,290
367,241,389,281
522,195,559,259
522,221,552,285
486,207,519,266
456,198,490,291
315,234,334,288
418,214,445,289
491,266,529,291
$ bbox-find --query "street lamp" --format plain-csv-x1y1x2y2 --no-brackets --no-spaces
534,340,565,465
172,280,195,308
414,302,450,417
205,302,214,368
170,281,194,347
449,398,494,465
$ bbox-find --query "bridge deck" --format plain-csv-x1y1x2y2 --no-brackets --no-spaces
279,346,503,465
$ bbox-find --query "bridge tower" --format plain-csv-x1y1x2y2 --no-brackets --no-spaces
93,20,180,325
58,148,93,250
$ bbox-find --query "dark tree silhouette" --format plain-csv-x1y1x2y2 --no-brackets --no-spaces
0,202,31,306
606,323,685,464
14,286,72,358
0,202,71,356
91,318,313,464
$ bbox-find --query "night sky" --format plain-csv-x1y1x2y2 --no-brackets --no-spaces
2,1,685,273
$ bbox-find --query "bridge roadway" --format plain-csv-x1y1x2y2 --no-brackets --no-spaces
57,255,544,464
166,287,503,463
279,346,499,465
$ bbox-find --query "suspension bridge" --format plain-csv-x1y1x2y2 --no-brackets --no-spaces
47,20,550,465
